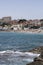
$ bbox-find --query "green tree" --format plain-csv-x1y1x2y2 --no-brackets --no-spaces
18,19,27,23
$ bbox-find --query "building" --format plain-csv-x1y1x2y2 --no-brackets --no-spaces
2,16,11,22
9,20,18,25
11,24,23,31
0,19,3,22
28,19,41,26
40,19,43,26
32,19,41,26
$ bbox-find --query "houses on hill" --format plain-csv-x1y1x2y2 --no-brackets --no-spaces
0,16,43,31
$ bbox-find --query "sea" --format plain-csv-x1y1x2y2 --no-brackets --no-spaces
0,32,43,65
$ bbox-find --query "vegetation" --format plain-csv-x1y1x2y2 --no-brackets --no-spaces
18,19,27,23
29,26,40,29
0,22,11,27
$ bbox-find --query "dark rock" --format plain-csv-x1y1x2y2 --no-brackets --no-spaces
27,61,43,65
27,46,43,65
34,57,43,61
29,46,43,54
41,51,43,58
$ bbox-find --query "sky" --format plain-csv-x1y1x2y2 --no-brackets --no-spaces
0,0,43,20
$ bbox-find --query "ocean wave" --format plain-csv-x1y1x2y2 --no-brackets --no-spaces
0,50,40,57
23,58,34,62
0,50,14,55
0,50,40,63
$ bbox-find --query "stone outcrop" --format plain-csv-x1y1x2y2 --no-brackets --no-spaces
27,46,43,65
27,61,43,65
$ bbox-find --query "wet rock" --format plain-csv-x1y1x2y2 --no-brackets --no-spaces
27,46,43,65
29,46,43,54
27,61,43,65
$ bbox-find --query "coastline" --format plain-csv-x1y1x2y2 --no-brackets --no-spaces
0,29,43,34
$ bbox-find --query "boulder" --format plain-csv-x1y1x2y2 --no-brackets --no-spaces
27,46,43,65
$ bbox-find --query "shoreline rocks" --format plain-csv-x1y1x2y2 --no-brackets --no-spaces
27,46,43,65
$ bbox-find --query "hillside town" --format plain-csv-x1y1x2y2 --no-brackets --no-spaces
0,16,43,33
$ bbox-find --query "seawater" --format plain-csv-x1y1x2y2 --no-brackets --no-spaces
0,32,43,65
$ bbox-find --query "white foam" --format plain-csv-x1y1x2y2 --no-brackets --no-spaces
0,50,40,57
14,51,40,57
5,50,14,53
24,52,40,57
0,50,14,55
0,51,6,54
23,58,34,62
0,50,40,63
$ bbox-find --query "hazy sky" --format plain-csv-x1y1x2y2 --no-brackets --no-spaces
0,0,43,19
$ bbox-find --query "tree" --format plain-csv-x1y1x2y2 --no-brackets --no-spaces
0,22,10,27
40,19,43,21
30,26,40,29
18,19,27,23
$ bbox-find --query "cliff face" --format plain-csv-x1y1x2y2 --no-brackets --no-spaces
27,46,43,65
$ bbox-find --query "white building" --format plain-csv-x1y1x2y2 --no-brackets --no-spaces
11,24,22,31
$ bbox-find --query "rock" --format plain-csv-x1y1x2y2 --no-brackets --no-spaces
29,46,43,54
27,61,43,65
26,46,43,65
34,57,43,61
41,51,43,58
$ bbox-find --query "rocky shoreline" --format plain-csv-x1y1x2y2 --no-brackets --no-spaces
27,46,43,65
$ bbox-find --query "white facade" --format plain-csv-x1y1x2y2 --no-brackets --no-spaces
11,24,22,31
2,27,8,30
24,28,29,31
